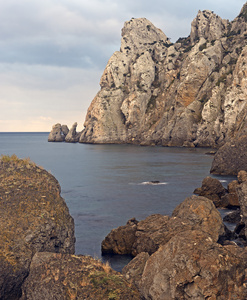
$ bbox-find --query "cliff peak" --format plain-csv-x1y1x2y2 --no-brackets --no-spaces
190,9,228,44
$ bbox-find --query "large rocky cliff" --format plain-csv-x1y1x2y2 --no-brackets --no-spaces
50,3,247,148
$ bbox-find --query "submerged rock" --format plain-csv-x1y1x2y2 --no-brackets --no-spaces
0,155,75,299
20,252,140,300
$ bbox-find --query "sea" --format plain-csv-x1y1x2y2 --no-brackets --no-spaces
0,132,236,271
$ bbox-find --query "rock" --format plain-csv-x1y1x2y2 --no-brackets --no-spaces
0,155,75,300
140,230,247,300
20,252,140,300
101,218,138,255
65,122,81,143
193,176,227,207
102,195,225,256
76,3,247,148
48,123,69,142
223,210,241,223
211,135,247,175
236,170,247,239
122,252,150,292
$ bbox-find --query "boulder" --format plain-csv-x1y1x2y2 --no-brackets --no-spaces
102,195,226,256
211,135,247,175
20,252,140,300
193,176,227,207
101,218,138,255
48,123,69,142
0,155,75,299
65,122,81,143
140,230,247,300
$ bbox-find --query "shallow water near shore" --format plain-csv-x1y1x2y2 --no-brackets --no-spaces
0,132,236,271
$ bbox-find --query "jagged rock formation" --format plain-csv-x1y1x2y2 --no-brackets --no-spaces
65,122,81,143
65,3,247,147
48,123,69,142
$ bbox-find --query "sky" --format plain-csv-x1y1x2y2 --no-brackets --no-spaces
0,0,246,132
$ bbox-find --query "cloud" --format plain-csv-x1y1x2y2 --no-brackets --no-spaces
0,0,246,131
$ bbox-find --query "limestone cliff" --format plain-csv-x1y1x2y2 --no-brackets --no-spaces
51,3,247,147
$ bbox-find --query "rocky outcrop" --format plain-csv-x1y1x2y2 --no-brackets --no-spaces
193,176,227,207
194,176,240,207
102,195,226,256
0,155,75,299
47,3,247,148
65,122,81,143
211,134,247,175
48,123,69,142
20,252,140,300
140,230,247,299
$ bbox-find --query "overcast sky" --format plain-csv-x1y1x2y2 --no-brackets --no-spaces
0,0,246,132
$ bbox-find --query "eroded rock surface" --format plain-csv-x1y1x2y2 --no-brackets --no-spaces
20,252,140,300
140,230,247,300
0,155,75,299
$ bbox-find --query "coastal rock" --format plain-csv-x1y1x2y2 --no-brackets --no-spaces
223,210,241,224
193,176,227,207
236,170,247,239
74,3,247,147
122,252,150,292
211,134,247,175
102,195,225,256
65,122,81,143
0,155,75,299
20,252,140,300
140,230,247,300
101,218,138,255
48,123,69,142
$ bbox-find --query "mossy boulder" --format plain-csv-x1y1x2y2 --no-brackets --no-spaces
0,155,75,299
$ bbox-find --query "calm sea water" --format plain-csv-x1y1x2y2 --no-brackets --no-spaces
0,132,234,270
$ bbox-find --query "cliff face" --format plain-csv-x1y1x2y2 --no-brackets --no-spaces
52,3,247,147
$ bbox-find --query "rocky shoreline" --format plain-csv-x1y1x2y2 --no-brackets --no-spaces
102,172,247,299
1,154,247,299
0,155,139,300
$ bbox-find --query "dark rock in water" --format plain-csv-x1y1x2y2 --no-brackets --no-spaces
0,155,75,300
193,176,227,207
65,122,81,143
211,135,247,175
102,195,226,257
223,210,241,224
48,123,69,142
20,252,140,300
140,230,247,300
